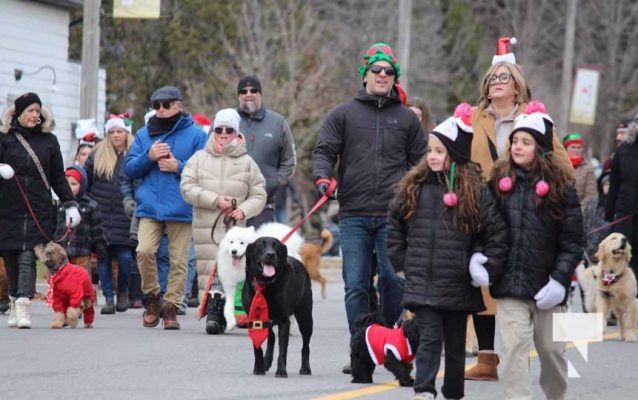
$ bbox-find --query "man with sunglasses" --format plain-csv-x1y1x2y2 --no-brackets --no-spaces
312,43,426,373
236,75,296,228
125,86,207,330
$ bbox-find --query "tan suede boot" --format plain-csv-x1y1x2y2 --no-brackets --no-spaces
464,350,499,381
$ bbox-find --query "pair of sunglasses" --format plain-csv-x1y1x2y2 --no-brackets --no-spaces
238,88,260,95
152,100,175,110
369,64,396,76
214,127,236,135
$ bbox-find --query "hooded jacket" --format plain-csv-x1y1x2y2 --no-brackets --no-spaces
0,105,76,250
180,133,267,299
313,88,426,217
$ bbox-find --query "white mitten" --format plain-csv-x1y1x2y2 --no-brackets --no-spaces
534,277,566,310
0,163,15,180
469,252,489,287
65,206,81,228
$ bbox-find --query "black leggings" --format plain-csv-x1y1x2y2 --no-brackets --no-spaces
472,314,495,351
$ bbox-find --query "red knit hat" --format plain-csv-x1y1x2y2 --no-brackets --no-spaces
65,168,83,185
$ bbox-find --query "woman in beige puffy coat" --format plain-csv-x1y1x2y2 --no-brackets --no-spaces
180,109,266,309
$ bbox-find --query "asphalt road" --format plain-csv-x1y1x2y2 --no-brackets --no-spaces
1,267,636,400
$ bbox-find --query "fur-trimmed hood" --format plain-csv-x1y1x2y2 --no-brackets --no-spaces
0,104,55,134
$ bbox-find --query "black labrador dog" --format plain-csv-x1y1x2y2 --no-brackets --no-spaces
242,236,313,378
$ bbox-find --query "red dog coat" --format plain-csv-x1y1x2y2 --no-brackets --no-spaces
46,262,96,324
365,323,414,365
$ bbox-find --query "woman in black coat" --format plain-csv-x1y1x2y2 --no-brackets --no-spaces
0,92,80,329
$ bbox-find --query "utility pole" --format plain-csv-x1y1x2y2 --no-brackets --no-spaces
559,0,577,136
397,0,412,93
80,0,101,119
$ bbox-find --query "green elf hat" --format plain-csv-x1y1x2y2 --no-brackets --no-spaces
562,132,584,148
358,42,402,80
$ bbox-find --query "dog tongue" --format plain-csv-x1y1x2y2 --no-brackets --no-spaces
262,263,275,277
232,256,242,267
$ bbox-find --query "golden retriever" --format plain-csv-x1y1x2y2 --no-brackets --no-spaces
299,229,333,299
577,233,637,342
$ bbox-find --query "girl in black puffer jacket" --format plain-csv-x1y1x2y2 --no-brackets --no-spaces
388,104,508,400
488,102,583,400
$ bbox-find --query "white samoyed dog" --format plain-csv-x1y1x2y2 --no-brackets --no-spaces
216,222,303,331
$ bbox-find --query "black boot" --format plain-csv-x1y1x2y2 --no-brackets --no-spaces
116,290,129,312
188,272,199,308
205,293,227,335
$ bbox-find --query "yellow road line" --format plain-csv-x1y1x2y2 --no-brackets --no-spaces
312,330,626,400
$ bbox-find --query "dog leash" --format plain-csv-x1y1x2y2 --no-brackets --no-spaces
280,178,337,244
210,198,238,244
585,209,638,236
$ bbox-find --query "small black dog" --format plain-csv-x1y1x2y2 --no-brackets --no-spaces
350,312,419,386
242,236,313,378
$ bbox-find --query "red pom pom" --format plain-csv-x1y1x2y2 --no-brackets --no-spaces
526,99,546,115
499,176,513,192
535,180,550,197
454,102,473,127
443,192,458,207
83,132,96,141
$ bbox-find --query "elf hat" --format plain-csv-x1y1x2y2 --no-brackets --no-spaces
358,42,402,80
431,103,474,164
562,132,584,148
492,37,517,66
510,100,554,153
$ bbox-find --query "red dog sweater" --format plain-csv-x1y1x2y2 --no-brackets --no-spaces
46,262,96,324
365,323,414,365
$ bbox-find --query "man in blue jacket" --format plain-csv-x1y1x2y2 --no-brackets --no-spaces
125,86,207,330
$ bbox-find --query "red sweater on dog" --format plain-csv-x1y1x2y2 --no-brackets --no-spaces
365,324,414,365
47,262,96,324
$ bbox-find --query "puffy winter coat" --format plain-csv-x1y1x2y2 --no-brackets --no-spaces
125,113,207,222
388,171,509,313
489,169,583,302
0,105,75,251
605,140,638,251
313,88,426,218
85,151,136,248
180,134,267,300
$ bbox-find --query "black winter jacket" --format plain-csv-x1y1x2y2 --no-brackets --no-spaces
312,88,426,217
54,193,107,257
489,169,583,302
0,107,75,251
388,171,509,313
605,140,638,247
85,152,136,248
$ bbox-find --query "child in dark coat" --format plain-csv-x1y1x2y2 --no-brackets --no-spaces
488,101,583,400
54,166,108,274
388,103,509,400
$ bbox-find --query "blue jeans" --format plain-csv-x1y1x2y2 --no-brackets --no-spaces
98,245,135,301
156,233,196,303
339,215,404,335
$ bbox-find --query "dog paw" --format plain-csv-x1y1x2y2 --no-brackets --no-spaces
351,376,373,384
275,369,288,378
51,312,65,329
299,367,311,375
51,322,64,329
623,334,636,342
252,368,265,376
84,323,93,329
399,377,415,387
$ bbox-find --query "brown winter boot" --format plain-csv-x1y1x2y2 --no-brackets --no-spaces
162,302,180,330
464,350,499,381
143,293,161,327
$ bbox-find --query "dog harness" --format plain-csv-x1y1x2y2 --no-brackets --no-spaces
365,324,414,365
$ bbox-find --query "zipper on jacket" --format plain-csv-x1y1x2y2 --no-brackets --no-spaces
513,181,528,293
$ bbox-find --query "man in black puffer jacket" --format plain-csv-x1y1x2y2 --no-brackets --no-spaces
312,43,426,373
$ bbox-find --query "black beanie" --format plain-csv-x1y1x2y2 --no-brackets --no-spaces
14,92,42,117
237,75,262,94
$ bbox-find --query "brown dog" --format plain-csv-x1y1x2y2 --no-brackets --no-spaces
300,229,333,299
577,233,637,342
38,243,96,329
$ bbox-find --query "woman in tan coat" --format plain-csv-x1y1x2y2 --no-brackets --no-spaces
180,108,266,334
466,61,573,381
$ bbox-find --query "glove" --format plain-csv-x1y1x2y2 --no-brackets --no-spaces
469,252,489,287
95,243,108,261
65,206,81,228
314,178,337,200
0,163,15,180
123,196,136,219
534,277,566,310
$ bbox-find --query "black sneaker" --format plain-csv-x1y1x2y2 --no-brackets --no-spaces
101,301,116,315
607,312,617,326
0,300,9,314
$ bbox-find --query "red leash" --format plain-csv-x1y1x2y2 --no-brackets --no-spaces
586,209,638,236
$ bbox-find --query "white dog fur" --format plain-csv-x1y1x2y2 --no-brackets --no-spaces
216,222,303,331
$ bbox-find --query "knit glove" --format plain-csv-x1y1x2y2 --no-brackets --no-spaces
534,277,566,310
123,196,136,219
65,206,81,228
0,163,14,180
469,252,489,287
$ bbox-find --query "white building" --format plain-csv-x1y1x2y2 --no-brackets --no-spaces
0,0,106,166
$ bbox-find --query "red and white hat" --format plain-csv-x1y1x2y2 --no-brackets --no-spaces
492,37,517,66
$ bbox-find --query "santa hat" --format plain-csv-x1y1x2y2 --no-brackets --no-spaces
562,132,584,148
104,116,132,134
358,42,402,80
431,103,474,164
214,108,240,133
78,132,97,148
510,100,554,153
492,37,517,66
